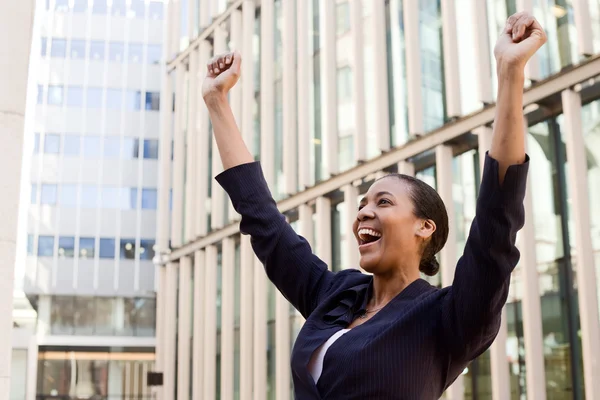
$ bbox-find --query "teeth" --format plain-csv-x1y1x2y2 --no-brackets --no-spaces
358,229,382,240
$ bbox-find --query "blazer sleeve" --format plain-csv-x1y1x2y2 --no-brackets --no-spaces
216,161,335,319
441,152,529,362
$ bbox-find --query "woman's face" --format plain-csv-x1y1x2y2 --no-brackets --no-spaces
352,177,423,274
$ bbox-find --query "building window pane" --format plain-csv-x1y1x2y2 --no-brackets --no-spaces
47,86,64,105
126,90,141,110
44,134,61,154
86,88,103,108
337,67,352,102
109,42,124,62
143,139,159,159
79,237,96,259
73,297,96,335
131,0,145,17
122,188,138,209
59,184,78,207
58,236,75,258
141,189,157,209
41,184,57,204
37,85,44,104
33,133,40,153
55,0,69,11
111,0,127,16
147,45,161,64
50,296,75,334
123,138,140,158
66,86,84,107
83,136,102,157
103,137,121,158
41,38,48,57
51,39,67,58
145,92,160,111
139,239,155,260
120,239,136,259
92,0,108,14
38,236,55,257
73,0,87,12
31,184,37,204
106,88,122,109
149,1,163,19
128,43,144,63
89,41,105,60
95,298,116,335
101,187,121,208
81,185,98,208
70,40,86,59
124,297,156,336
63,135,80,156
99,238,115,259
336,1,350,35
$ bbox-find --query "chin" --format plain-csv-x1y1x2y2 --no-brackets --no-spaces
359,255,380,273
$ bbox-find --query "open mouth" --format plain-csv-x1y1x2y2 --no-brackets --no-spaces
357,228,382,247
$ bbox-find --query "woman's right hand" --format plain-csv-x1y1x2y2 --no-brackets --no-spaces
202,51,241,102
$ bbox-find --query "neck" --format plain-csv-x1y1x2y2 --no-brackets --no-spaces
369,265,421,308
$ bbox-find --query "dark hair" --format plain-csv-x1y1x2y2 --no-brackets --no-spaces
378,174,449,276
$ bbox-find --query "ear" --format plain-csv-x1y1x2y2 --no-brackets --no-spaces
415,219,436,240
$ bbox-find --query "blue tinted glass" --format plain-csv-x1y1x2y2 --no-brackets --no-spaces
103,137,121,158
67,86,84,107
120,238,136,259
79,237,95,258
101,187,121,208
149,2,163,19
109,42,124,62
128,43,143,63
34,133,40,153
92,0,108,14
63,135,80,156
70,40,86,59
31,184,37,204
41,38,48,56
111,0,126,15
99,238,115,258
27,235,35,255
86,88,103,108
106,89,123,109
89,41,105,60
122,188,138,209
126,91,141,110
44,134,60,154
48,86,64,105
51,39,67,58
83,136,102,157
73,0,87,12
147,45,161,64
55,0,69,11
123,138,139,159
37,85,44,104
141,189,157,209
41,184,57,204
81,185,98,208
145,92,160,111
60,185,78,207
58,236,75,258
38,236,55,257
139,239,155,260
143,139,158,159
131,0,145,17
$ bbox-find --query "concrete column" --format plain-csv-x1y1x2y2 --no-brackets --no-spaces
573,0,594,56
562,89,600,399
239,236,254,400
204,246,218,399
157,66,173,252
471,0,493,104
177,257,192,400
315,197,332,268
155,266,166,379
163,263,178,399
169,0,181,58
260,0,276,186
319,0,338,176
397,161,415,176
242,0,256,150
196,41,211,238
515,0,541,81
389,0,408,146
342,185,359,269
441,0,461,118
171,66,186,247
253,257,267,400
221,238,235,400
0,1,34,396
212,26,227,229
199,0,211,27
370,0,391,152
192,250,205,400
435,145,463,400
188,0,196,39
185,51,199,242
211,0,220,18
229,8,244,222
298,204,314,247
402,0,424,135
297,0,311,187
282,0,297,195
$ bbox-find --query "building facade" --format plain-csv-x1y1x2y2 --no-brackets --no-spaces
155,0,600,399
16,0,167,398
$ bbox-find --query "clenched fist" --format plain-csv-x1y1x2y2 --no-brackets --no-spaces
494,12,547,71
202,51,241,101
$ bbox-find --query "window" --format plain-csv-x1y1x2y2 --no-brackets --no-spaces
128,43,144,63
131,0,145,18
336,2,350,36
99,238,115,259
33,133,40,153
60,185,78,207
50,296,75,334
41,184,57,204
41,38,48,57
66,86,84,107
139,239,155,260
58,237,75,258
109,42,124,62
31,184,37,204
63,135,80,156
337,67,352,101
44,134,60,154
89,41,105,60
106,89,122,109
101,187,121,209
147,45,161,64
92,0,108,14
73,0,87,12
83,136,102,157
50,39,67,58
27,235,35,255
55,0,69,11
149,1,163,19
120,238,136,259
123,138,139,159
70,40,86,59
145,92,160,111
143,139,159,159
81,185,98,208
47,86,64,105
111,0,127,16
122,188,138,209
79,237,95,258
103,137,121,158
38,236,55,257
124,297,156,336
87,88,103,108
37,85,44,104
141,189,157,209
126,91,141,110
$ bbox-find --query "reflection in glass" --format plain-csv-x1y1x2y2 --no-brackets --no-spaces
41,184,58,204
67,86,84,107
51,39,67,58
54,0,69,11
128,43,144,63
103,137,121,158
123,137,140,158
48,86,64,105
111,0,127,16
139,239,155,260
70,40,86,59
131,0,145,18
143,139,159,159
27,234,34,255
83,136,102,157
120,238,136,259
44,134,61,154
106,88,123,109
50,296,75,334
122,188,138,209
145,92,160,110
109,42,125,61
41,37,47,57
63,135,80,155
74,297,96,335
79,237,96,259
81,185,98,208
147,44,161,64
38,236,55,257
126,90,142,110
99,238,116,259
34,133,40,153
149,1,163,19
101,187,122,209
141,188,157,209
60,184,78,207
89,41,105,60
123,297,156,336
31,184,37,204
73,0,87,12
37,85,44,104
87,88,103,108
92,0,108,14
95,298,116,335
58,236,75,258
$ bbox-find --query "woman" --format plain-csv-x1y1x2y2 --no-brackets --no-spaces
202,12,546,399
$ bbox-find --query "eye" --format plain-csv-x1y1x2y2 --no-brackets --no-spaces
378,198,391,206
357,204,364,211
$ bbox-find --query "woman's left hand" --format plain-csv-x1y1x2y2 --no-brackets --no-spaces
494,11,547,72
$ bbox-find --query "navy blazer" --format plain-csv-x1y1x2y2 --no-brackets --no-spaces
216,153,529,399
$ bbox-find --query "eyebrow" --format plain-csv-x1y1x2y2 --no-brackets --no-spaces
359,191,395,204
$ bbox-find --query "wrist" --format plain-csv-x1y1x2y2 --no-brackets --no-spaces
203,91,228,107
496,62,526,83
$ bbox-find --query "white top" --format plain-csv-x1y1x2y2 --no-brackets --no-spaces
307,328,351,384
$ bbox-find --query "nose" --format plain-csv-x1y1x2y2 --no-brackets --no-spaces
356,204,375,222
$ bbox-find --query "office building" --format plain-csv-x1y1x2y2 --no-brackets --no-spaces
156,0,600,399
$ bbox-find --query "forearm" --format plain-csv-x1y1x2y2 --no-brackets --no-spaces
489,65,527,184
205,93,254,170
